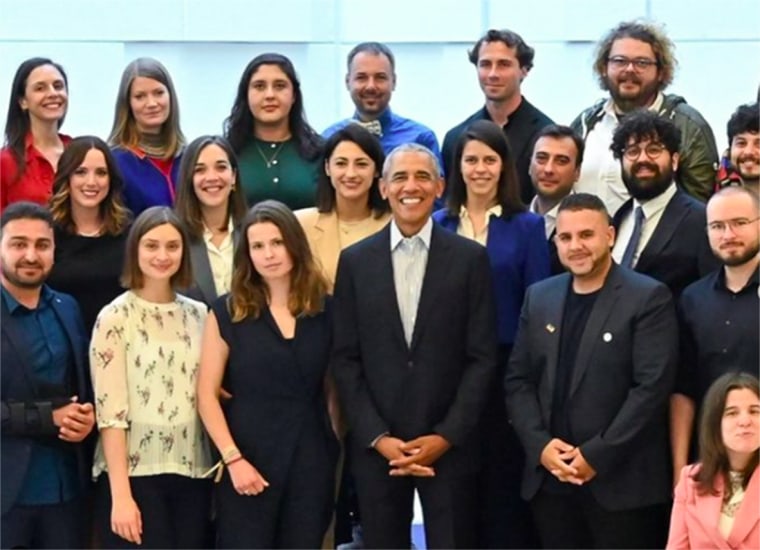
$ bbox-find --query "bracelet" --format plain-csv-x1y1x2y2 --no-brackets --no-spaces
220,446,241,462
225,455,244,467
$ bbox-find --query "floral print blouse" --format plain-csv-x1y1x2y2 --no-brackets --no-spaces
90,291,212,479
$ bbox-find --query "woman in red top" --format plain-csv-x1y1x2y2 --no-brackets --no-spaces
1,57,70,212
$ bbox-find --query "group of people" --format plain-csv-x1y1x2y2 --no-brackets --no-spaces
1,15,758,550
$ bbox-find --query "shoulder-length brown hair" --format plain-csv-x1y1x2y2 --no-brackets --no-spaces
229,200,328,322
316,124,389,218
694,372,759,500
446,119,525,218
49,135,131,236
174,135,247,240
121,206,193,290
107,57,185,157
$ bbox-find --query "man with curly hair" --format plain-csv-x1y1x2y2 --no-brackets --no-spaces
571,20,718,215
716,102,759,193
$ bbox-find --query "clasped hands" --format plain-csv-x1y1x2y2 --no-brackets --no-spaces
52,395,95,442
375,434,451,477
540,438,596,485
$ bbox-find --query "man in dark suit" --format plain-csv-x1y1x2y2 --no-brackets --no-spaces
1,202,95,549
442,28,554,203
528,124,584,275
610,110,718,297
331,143,499,548
505,193,678,549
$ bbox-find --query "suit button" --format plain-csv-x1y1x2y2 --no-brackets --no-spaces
407,361,413,368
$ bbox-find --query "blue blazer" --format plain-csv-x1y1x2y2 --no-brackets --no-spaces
1,288,93,514
433,209,551,346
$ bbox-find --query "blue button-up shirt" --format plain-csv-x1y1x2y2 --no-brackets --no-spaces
323,108,442,170
1,285,79,504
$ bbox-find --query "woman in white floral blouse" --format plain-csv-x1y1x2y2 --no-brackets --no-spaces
90,206,212,548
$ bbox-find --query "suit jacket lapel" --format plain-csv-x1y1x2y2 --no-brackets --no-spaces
728,468,760,547
312,212,340,276
189,239,217,304
1,297,40,396
636,192,685,273
410,225,450,352
50,293,89,398
543,276,570,419
372,226,408,350
569,265,622,398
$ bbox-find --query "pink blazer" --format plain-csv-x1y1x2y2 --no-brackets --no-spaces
667,464,759,549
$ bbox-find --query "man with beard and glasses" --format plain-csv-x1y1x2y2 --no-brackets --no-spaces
610,110,718,297
0,202,95,549
323,42,441,164
716,102,759,194
571,20,718,214
670,186,760,488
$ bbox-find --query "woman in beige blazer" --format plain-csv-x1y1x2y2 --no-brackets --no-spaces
295,124,390,290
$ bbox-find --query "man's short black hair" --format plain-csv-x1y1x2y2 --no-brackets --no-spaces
726,102,759,146
468,29,535,71
610,109,682,160
0,201,53,233
557,193,611,223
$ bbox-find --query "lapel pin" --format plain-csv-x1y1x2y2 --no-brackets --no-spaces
603,332,613,342
546,324,556,333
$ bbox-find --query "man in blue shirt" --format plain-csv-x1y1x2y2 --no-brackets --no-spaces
1,201,95,549
323,42,442,169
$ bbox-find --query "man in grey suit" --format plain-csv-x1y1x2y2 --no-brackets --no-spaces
505,193,678,549
331,143,498,549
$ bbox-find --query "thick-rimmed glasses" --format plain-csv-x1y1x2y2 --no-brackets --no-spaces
607,56,659,71
706,217,760,233
623,143,667,161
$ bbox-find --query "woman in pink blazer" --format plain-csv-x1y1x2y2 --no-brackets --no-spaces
667,372,759,549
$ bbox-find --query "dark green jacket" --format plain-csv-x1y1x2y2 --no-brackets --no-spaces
570,94,718,202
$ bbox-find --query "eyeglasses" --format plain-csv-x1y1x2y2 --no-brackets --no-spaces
706,217,760,233
623,143,667,160
607,56,659,71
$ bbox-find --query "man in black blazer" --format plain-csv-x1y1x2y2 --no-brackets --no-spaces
1,202,95,549
505,193,678,549
610,110,718,297
331,143,499,548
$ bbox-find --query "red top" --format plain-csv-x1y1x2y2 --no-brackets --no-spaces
1,132,72,213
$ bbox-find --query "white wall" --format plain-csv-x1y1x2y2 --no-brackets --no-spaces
1,0,758,150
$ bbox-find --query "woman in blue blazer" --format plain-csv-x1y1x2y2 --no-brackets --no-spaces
433,119,549,549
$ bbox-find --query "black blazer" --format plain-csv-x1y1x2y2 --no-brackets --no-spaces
505,264,678,511
331,223,499,476
613,189,719,297
1,288,93,514
184,230,240,306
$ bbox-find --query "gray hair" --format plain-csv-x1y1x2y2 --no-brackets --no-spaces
382,143,442,179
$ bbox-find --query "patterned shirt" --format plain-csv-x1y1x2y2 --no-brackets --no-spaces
90,291,211,479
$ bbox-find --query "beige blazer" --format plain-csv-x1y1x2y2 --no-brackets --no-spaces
295,208,391,290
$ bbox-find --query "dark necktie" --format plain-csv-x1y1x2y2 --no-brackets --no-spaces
621,206,645,268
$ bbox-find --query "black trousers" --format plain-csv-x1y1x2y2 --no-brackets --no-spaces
1,497,85,549
530,487,669,549
479,346,539,549
215,432,335,549
95,474,212,549
354,466,478,549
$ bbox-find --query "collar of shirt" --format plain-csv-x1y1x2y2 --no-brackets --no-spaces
1,284,53,314
202,218,235,246
714,264,760,293
634,181,677,220
459,204,502,222
605,92,665,117
390,216,433,251
354,107,393,134
24,131,72,160
480,96,526,128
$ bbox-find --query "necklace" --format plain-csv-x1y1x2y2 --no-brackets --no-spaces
255,141,286,168
77,226,103,237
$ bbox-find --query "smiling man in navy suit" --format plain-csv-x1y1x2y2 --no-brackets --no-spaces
1,202,95,549
505,193,678,549
331,143,498,548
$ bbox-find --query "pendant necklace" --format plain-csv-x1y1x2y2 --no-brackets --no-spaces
255,141,286,168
